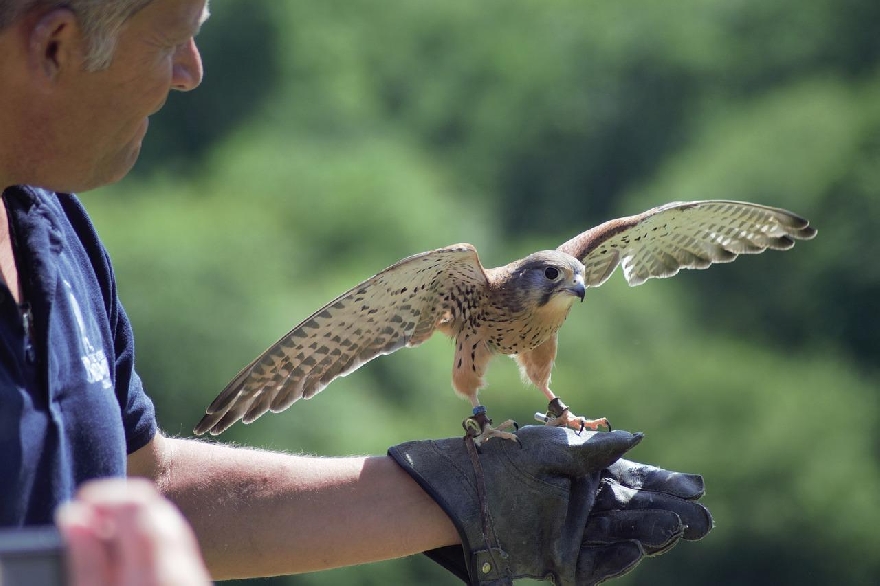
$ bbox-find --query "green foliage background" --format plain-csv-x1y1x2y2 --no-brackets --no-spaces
88,1,879,584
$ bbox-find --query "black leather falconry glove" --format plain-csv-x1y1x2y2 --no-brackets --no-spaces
389,426,712,585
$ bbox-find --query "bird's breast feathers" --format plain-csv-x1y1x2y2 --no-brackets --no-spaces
471,300,572,356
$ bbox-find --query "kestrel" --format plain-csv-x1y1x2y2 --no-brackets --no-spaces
194,200,815,442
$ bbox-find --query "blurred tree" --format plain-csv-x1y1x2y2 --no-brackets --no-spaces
89,0,880,584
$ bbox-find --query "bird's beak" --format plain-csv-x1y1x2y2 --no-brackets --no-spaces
569,275,586,302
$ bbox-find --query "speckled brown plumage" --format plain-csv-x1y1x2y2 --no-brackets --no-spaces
194,200,816,436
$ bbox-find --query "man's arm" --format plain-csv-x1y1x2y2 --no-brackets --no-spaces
127,433,460,580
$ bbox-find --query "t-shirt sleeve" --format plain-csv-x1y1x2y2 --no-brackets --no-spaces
113,299,157,455
57,193,157,454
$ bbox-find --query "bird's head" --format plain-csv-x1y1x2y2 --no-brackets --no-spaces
503,250,586,311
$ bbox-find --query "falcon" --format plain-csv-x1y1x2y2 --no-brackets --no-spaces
194,200,816,443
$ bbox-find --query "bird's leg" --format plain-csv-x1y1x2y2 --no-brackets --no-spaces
517,339,609,431
455,338,517,445
463,403,519,446
537,389,612,433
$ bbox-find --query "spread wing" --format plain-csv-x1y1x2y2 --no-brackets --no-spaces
557,200,816,287
194,244,488,435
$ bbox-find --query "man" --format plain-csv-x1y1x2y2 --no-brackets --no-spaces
0,0,711,584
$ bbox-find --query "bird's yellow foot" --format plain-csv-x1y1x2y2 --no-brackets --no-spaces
537,398,612,433
463,406,519,446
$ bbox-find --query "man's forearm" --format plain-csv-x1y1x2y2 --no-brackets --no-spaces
129,434,459,580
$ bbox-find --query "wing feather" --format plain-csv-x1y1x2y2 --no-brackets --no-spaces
557,200,816,287
194,244,488,435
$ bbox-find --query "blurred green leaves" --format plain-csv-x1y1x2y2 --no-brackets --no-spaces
88,0,879,584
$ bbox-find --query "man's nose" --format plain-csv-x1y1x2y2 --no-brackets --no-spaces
172,39,204,92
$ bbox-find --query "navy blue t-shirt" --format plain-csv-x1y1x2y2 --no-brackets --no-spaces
0,185,157,526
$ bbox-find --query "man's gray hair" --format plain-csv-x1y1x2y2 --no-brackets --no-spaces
0,0,154,70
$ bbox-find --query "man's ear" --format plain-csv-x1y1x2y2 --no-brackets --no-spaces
26,8,85,84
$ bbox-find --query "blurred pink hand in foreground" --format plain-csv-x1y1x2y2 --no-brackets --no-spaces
56,478,211,586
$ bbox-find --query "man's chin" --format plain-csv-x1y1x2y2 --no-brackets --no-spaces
104,150,142,188
61,151,142,194
101,135,145,188
95,121,148,190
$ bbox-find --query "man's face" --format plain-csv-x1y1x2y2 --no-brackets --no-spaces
47,0,209,191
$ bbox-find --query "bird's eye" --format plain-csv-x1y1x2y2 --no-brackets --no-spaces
543,266,560,280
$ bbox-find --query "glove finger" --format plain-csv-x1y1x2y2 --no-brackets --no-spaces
606,459,705,499
576,541,644,585
510,426,643,477
595,481,714,541
585,509,685,556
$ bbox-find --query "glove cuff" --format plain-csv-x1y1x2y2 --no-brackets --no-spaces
389,437,514,585
422,545,471,584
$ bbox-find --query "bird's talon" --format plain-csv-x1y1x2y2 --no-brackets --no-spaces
463,416,483,437
542,406,611,433
463,410,519,444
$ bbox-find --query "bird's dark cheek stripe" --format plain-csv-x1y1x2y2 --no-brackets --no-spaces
538,290,555,307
